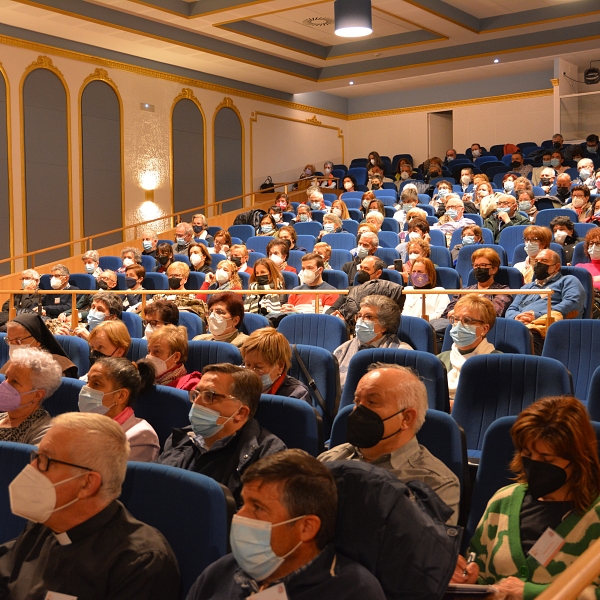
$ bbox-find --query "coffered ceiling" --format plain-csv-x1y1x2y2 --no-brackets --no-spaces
1,0,600,98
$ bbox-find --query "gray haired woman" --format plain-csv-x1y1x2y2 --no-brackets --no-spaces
0,346,62,444
320,160,337,189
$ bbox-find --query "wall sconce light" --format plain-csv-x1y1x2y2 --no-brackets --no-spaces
140,170,160,202
334,0,372,38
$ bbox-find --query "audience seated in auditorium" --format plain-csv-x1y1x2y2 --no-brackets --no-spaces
291,204,313,224
318,213,346,240
328,256,405,325
158,363,286,505
172,222,195,255
459,167,474,193
229,244,253,276
240,327,310,401
81,250,103,278
2,314,78,378
84,320,131,383
277,225,306,253
450,225,484,264
209,230,232,256
444,148,457,165
364,210,384,233
296,164,317,190
402,257,449,320
267,239,296,274
394,185,420,220
0,347,61,445
123,264,145,310
198,260,242,302
330,198,350,220
359,191,376,219
117,247,142,274
565,185,593,222
430,179,453,211
531,149,553,186
513,225,552,284
155,242,174,273
334,295,411,389
257,213,277,237
188,242,213,274
587,196,600,227
283,253,339,314
195,292,248,348
367,150,384,175
342,231,378,285
401,238,432,283
510,151,532,178
41,264,79,318
319,364,459,524
551,150,569,175
155,264,208,318
320,160,337,189
275,192,292,212
141,228,158,258
192,213,214,246
583,133,600,157
437,296,500,404
455,396,600,598
186,449,385,600
554,173,573,206
244,258,284,316
306,188,327,212
314,242,333,270
396,218,431,262
572,158,597,191
0,268,40,330
576,228,600,290
267,205,284,225
506,249,585,354
483,193,529,243
395,160,414,184
342,174,357,192
142,299,179,339
80,357,159,462
517,189,538,223
537,166,557,197
431,196,476,240
550,216,580,264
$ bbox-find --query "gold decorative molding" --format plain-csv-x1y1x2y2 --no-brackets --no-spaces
24,55,64,79
347,89,553,120
173,87,199,103
82,67,117,88
551,78,559,87
306,115,322,125
0,62,14,268
216,97,235,110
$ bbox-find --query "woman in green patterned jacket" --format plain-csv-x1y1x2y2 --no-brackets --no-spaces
454,396,600,599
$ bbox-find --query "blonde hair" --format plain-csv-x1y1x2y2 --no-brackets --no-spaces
88,320,131,353
331,200,350,220
147,324,189,363
240,326,292,372
454,295,496,328
217,260,242,289
167,261,190,278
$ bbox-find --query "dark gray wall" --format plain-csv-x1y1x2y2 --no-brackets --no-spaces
23,69,70,266
82,80,122,249
214,107,242,212
172,98,205,222
0,74,10,275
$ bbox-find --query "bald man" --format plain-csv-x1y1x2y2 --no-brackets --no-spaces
319,364,459,524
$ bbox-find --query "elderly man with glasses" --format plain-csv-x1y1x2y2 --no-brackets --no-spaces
158,363,286,506
483,193,529,242
0,412,181,599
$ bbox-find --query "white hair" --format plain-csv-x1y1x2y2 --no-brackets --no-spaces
9,347,62,399
445,194,464,207
366,363,428,431
51,413,130,502
308,190,324,202
360,231,379,247
141,229,158,241
366,211,384,225
540,167,556,177
578,158,594,170
82,250,100,262
21,269,40,281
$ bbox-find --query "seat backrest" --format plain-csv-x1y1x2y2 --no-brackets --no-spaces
282,271,300,289
177,311,204,339
185,271,205,290
126,337,148,362
121,311,143,338
120,462,227,598
430,246,453,268
257,394,320,456
143,272,169,290
239,313,270,335
455,244,507,282
44,377,86,416
68,273,96,291
435,267,461,294
329,249,353,270
464,213,483,227
341,219,359,236
0,441,36,544
288,344,341,437
246,252,266,268
587,365,600,418
278,313,348,354
296,235,316,252
512,242,566,266
378,230,400,248
348,208,363,221
561,266,593,318
498,225,528,265
173,253,191,266
347,167,368,186
321,232,356,251
542,320,600,401
321,269,349,289
452,355,572,453
342,198,361,209
428,229,447,248
211,253,228,265
416,202,435,215
381,218,400,233
310,210,326,224
185,341,242,373
398,315,436,353
98,256,122,271
535,208,579,228
465,266,524,289
54,335,91,377
341,191,363,199
374,247,399,265
287,250,304,274
448,230,494,250
293,222,323,238
246,236,273,255
574,223,596,239
339,349,449,412
228,224,255,243
140,255,156,272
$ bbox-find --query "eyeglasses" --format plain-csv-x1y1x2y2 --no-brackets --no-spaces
448,316,484,326
523,237,541,243
142,320,165,328
189,389,238,406
572,194,586,199
30,451,93,473
473,264,492,269
5,335,33,346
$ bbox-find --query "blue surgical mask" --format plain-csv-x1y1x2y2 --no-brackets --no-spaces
542,160,551,167
299,214,309,222
261,225,273,234
450,322,479,348
176,236,186,246
496,207,510,213
438,188,449,197
85,263,96,274
446,209,458,219
142,240,153,251
580,169,592,180
504,180,515,192
550,158,560,168
355,318,377,344
230,514,304,581
87,309,106,331
323,223,335,233
587,146,598,154
78,386,120,415
525,242,540,258
462,235,475,245
311,202,321,210
519,201,532,212
188,403,240,439
356,246,369,259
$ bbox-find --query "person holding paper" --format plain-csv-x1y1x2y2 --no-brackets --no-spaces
453,396,600,599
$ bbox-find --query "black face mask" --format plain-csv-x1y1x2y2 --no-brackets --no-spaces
89,349,112,367
522,456,568,499
255,275,269,286
539,178,552,186
533,262,552,281
346,404,405,449
371,183,380,190
157,255,170,266
429,171,441,179
511,161,522,169
193,225,203,234
473,267,491,283
168,277,182,290
556,187,569,196
230,256,242,268
553,141,562,149
356,270,371,285
96,280,108,291
125,277,137,289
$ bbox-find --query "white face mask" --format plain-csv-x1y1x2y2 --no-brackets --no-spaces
22,279,34,289
146,353,175,377
9,464,84,523
143,323,154,339
400,172,409,180
370,158,375,165
408,232,421,241
461,175,471,185
409,252,420,262
190,253,203,267
208,312,230,336
50,277,63,290
122,258,134,267
572,197,585,208
589,244,600,260
553,230,568,244
215,268,230,284
84,263,96,274
332,208,342,218
269,254,284,266
344,182,353,190
300,269,318,285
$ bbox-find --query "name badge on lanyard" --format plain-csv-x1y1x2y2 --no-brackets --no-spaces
528,527,565,567
250,583,289,599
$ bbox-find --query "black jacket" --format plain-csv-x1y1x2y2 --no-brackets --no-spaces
341,257,362,287
42,285,80,317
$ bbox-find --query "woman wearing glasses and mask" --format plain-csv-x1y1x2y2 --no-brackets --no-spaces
78,356,159,461
80,320,131,382
437,295,500,406
0,347,62,444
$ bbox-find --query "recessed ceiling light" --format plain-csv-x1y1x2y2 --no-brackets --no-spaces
349,81,354,85
334,0,372,38
494,59,499,63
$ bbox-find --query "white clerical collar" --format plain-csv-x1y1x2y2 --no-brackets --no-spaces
54,531,72,546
